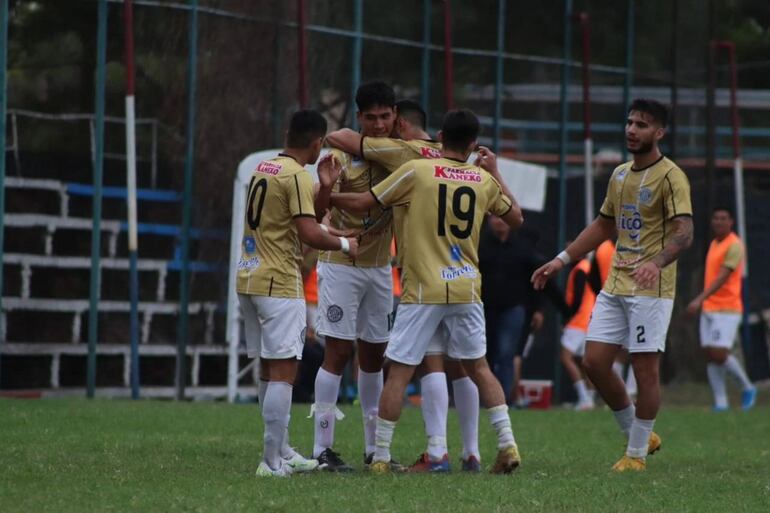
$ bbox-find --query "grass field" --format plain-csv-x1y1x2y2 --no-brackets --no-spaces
1,388,768,513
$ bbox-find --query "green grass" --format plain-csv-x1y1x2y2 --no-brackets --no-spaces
1,389,768,513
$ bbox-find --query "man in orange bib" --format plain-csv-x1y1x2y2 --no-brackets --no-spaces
560,256,597,410
686,207,756,411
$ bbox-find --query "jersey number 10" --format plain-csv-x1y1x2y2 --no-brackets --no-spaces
437,184,476,239
247,177,268,229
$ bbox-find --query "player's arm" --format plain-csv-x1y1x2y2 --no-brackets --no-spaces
294,217,358,259
634,168,694,289
326,128,363,157
686,242,742,314
476,146,523,229
632,216,694,289
531,216,616,290
314,153,342,221
329,191,378,214
686,265,732,316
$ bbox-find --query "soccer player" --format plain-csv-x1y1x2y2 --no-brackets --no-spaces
560,254,597,410
532,98,693,472
686,207,756,411
327,100,481,472
236,110,359,477
330,109,524,474
310,82,397,471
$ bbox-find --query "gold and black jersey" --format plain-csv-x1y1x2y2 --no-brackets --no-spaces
236,155,316,298
318,148,392,267
599,156,692,299
361,137,442,267
372,157,512,304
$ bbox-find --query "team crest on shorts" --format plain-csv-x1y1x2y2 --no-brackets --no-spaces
327,305,344,323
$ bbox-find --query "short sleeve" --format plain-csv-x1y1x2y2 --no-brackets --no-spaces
722,241,744,270
288,171,316,218
663,167,693,219
486,176,513,217
599,168,620,218
362,137,414,173
371,162,416,207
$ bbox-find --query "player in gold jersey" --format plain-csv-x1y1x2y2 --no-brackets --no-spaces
236,110,359,477
327,100,482,471
532,99,694,472
330,110,524,474
310,82,397,471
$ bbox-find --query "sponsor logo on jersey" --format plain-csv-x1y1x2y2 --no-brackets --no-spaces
440,264,478,281
433,165,481,182
616,167,628,181
615,255,642,268
638,187,653,204
256,161,282,175
243,236,256,254
619,204,643,241
420,146,442,159
450,244,463,262
237,256,260,271
616,244,643,254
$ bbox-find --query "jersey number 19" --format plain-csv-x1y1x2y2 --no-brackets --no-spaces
437,183,475,239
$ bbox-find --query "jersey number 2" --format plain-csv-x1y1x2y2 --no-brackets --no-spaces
437,184,476,239
246,177,268,229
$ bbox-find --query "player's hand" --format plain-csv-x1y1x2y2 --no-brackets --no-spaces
317,153,341,188
686,296,703,317
474,146,499,174
346,237,359,261
630,261,661,290
531,311,545,332
531,258,564,290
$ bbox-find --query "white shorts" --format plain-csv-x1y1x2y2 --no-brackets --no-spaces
561,327,587,356
425,324,450,355
700,312,741,349
315,262,393,343
238,294,306,360
586,291,673,354
387,303,486,365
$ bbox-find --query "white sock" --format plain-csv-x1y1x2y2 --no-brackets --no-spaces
612,361,624,379
612,404,636,438
358,369,383,457
574,379,591,404
262,381,293,470
312,368,342,458
421,372,448,460
707,363,728,409
724,355,753,390
259,379,296,459
626,417,655,458
452,377,480,460
487,404,516,449
626,369,638,397
374,416,396,462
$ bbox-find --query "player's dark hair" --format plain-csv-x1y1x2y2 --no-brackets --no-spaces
355,81,396,112
628,98,669,127
712,205,733,218
441,109,480,152
396,99,427,130
286,109,327,148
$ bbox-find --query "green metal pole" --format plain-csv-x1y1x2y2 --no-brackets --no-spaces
349,0,363,127
421,0,431,126
176,0,198,401
87,0,109,398
555,0,573,403
621,0,634,161
493,0,506,153
0,0,9,385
